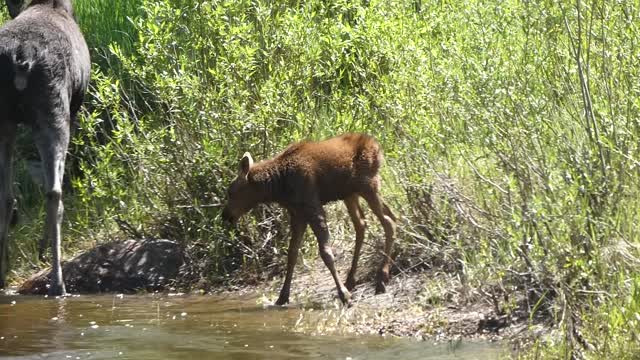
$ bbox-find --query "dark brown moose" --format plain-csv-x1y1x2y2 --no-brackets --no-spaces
222,133,397,305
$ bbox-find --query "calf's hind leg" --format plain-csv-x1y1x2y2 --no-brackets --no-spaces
344,195,366,291
362,190,396,294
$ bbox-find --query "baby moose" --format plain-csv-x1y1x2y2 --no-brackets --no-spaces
222,133,397,305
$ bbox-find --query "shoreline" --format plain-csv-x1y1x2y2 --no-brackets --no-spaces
208,250,551,350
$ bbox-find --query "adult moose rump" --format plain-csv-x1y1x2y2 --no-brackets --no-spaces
0,0,91,295
222,133,397,305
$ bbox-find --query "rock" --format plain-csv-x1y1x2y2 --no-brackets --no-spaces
18,239,183,295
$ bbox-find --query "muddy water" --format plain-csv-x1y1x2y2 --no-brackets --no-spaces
0,293,502,359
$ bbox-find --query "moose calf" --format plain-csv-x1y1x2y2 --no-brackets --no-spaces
222,133,396,305
0,0,91,295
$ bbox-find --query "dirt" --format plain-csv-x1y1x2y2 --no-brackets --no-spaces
211,245,550,351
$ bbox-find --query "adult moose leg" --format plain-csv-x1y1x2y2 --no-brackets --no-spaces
307,206,351,304
344,195,366,292
275,212,307,305
0,122,16,289
33,105,70,296
362,188,396,294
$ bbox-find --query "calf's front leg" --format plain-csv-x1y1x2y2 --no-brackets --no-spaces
275,213,307,305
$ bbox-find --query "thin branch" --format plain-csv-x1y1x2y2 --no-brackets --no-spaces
175,203,223,209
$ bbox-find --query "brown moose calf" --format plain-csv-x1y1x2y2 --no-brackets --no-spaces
222,133,396,305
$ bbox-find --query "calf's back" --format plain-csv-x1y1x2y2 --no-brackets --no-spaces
261,133,383,204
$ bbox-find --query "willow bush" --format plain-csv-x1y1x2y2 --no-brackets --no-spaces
3,0,640,357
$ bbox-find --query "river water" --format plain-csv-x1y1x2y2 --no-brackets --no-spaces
0,293,502,359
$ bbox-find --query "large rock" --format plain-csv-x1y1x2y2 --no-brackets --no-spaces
19,239,183,295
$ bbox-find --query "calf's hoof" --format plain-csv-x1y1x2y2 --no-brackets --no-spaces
275,296,289,306
375,269,390,294
338,288,352,305
345,276,356,292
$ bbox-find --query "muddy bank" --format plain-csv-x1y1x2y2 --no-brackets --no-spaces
15,238,548,350
209,246,550,350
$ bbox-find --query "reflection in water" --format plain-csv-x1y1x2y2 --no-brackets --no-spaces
0,294,502,359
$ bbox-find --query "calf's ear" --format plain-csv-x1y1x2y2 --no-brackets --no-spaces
239,152,253,177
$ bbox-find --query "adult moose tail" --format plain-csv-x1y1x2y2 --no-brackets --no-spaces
0,44,37,94
12,54,33,91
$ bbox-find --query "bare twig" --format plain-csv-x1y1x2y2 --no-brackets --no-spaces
175,203,223,209
114,216,145,239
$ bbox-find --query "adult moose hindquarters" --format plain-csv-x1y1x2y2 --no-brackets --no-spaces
0,0,91,295
222,133,397,305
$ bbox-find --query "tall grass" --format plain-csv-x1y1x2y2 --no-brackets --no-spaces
74,0,142,59
3,0,640,358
